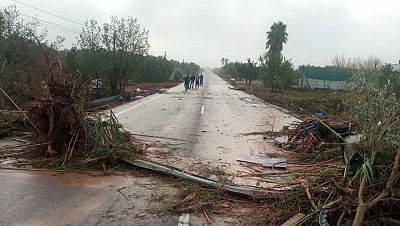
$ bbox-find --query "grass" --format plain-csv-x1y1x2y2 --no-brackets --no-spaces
0,110,23,130
236,82,347,118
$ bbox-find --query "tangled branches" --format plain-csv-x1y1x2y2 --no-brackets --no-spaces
17,34,139,166
277,72,400,225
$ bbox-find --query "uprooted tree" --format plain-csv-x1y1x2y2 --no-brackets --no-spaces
0,6,138,166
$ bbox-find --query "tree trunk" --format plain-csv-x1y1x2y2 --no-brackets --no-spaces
111,30,118,95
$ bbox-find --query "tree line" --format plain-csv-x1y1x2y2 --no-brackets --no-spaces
217,20,400,95
216,58,257,85
0,5,200,105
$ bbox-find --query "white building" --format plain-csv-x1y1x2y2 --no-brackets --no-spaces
392,60,400,71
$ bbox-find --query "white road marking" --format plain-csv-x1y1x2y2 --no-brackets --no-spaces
115,94,163,116
204,92,207,97
178,213,190,226
201,105,205,115
115,83,183,116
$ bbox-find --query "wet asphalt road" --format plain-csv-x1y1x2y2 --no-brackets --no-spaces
114,71,298,186
0,169,225,226
0,71,297,225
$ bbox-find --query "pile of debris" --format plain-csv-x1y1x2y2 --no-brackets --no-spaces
123,87,166,101
258,110,400,225
24,61,87,155
285,116,354,153
124,83,176,101
1,47,140,168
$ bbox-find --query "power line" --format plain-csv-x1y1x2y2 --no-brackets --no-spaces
0,5,80,34
19,13,81,33
10,0,84,26
29,20,81,34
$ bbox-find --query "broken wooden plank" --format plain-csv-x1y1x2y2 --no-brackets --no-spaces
237,154,287,169
281,213,305,226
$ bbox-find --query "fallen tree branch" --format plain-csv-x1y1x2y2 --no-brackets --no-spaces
172,192,197,209
301,182,317,210
0,150,33,158
353,149,400,226
117,186,128,200
300,108,347,143
0,88,42,135
203,210,211,224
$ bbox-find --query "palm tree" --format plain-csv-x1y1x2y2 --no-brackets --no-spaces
266,21,288,55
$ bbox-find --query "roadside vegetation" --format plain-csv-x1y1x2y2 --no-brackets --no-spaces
0,5,200,168
237,84,346,118
0,5,200,107
216,20,400,225
1,4,399,225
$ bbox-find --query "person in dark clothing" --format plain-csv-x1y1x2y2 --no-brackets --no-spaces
195,74,200,89
184,74,190,91
200,73,204,86
190,73,195,89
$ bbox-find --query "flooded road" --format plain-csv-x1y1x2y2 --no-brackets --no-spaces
115,71,299,187
0,169,182,226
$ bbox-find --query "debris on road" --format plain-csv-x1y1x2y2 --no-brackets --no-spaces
281,213,305,226
248,103,400,225
122,158,282,199
123,82,178,100
237,154,287,169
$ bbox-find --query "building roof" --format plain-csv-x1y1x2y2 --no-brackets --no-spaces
392,64,400,71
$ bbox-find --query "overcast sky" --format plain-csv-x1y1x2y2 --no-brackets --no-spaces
1,0,399,68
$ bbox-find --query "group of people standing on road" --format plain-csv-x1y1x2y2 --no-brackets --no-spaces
184,73,204,91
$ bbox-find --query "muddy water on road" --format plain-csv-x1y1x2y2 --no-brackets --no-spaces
0,169,180,226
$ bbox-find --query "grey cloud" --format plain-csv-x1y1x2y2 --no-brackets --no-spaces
1,0,399,67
